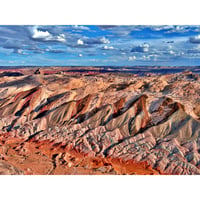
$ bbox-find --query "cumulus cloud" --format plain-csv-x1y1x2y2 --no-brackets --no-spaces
13,49,22,54
165,25,200,34
128,56,136,61
100,37,110,44
189,35,200,44
1,25,200,66
169,50,175,55
150,25,200,34
83,37,110,45
77,39,84,45
13,49,28,55
67,37,111,49
30,26,66,43
165,26,185,33
150,25,174,31
131,43,149,53
141,55,150,60
32,29,50,39
102,45,114,50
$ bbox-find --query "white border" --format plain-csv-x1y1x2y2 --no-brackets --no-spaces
0,1,199,200
0,0,200,25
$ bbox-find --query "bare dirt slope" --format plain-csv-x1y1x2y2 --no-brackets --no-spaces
0,67,200,175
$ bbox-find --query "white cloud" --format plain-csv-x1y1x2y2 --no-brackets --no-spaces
16,49,22,54
79,54,83,57
165,26,186,33
100,37,110,44
32,28,51,39
13,49,27,55
137,54,159,61
128,56,136,61
102,45,114,50
77,39,84,45
151,25,197,34
151,25,174,31
31,26,66,42
141,55,150,60
189,35,200,44
167,45,173,49
169,50,175,55
131,43,149,53
55,34,66,42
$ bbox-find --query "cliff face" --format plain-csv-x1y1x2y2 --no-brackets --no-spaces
0,68,200,175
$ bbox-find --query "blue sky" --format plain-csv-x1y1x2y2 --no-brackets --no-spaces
1,25,200,66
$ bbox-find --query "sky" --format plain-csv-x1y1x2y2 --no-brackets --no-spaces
1,25,200,66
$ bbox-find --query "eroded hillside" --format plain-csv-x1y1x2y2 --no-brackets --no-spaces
0,68,200,175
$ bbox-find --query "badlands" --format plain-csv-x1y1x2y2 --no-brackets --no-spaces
0,67,200,175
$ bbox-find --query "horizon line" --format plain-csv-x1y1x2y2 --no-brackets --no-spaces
0,65,200,68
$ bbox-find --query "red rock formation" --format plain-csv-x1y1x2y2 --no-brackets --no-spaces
0,67,200,174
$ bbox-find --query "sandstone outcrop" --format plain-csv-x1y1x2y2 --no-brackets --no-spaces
0,67,200,175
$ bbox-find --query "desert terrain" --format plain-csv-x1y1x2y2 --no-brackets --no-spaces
0,66,200,175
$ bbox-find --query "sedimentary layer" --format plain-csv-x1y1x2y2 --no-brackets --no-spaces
0,68,200,175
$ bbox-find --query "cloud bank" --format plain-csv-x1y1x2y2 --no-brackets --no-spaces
0,25,199,66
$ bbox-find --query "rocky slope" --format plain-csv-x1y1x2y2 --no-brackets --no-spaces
0,67,200,175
